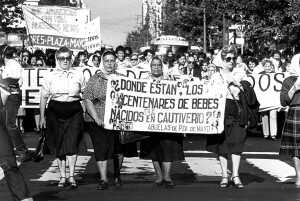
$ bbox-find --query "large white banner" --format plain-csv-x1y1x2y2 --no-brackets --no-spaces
246,73,287,111
104,77,227,134
17,69,288,113
22,5,91,50
18,67,150,108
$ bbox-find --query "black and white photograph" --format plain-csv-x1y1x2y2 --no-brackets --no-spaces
0,0,300,200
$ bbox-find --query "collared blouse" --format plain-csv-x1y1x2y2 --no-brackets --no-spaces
210,72,241,100
83,70,119,123
41,67,85,102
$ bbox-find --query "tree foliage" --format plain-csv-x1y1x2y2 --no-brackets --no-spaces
125,3,152,52
163,0,300,53
0,0,25,33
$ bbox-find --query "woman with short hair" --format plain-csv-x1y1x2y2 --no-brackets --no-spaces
40,46,85,189
206,45,259,189
83,50,137,190
140,56,185,188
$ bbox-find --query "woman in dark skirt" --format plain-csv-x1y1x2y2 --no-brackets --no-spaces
40,47,85,189
139,57,185,188
206,45,259,189
83,50,137,190
280,53,300,187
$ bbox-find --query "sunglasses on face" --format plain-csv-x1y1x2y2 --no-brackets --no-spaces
225,57,236,62
57,57,72,62
131,58,138,61
36,63,43,67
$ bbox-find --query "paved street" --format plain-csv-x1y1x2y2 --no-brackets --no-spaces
1,132,300,201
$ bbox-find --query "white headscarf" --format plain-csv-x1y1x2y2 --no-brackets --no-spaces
289,53,300,76
212,50,224,68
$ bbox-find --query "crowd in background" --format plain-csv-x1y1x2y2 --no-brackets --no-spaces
0,44,293,142
1,42,300,198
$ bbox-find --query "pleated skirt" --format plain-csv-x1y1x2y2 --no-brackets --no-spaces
280,106,300,158
140,133,185,162
206,99,247,155
46,100,84,158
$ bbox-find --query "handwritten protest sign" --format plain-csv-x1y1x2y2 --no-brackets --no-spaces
17,66,289,113
18,67,150,108
85,17,101,53
246,72,287,111
104,77,226,134
22,5,91,50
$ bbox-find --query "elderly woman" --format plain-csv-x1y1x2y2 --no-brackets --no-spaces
206,45,259,189
83,51,137,190
140,56,185,188
280,53,300,187
40,47,85,189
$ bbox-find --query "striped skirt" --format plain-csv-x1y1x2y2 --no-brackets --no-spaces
280,106,300,157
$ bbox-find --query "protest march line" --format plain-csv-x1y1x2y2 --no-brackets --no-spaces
19,67,288,113
28,148,279,156
0,153,293,183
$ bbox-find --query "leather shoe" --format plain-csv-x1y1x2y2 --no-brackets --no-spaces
17,150,33,163
97,180,108,190
114,177,122,187
164,180,175,189
154,180,164,187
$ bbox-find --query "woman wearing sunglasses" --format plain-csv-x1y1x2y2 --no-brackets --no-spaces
206,45,259,189
39,46,85,189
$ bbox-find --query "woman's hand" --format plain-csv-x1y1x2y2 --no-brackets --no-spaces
94,117,104,128
39,116,46,129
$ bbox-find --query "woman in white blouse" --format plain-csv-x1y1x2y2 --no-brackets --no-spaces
40,47,85,189
207,45,259,189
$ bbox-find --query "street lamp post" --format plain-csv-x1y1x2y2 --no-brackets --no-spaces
203,5,207,53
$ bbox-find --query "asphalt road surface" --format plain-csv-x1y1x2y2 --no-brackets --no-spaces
1,132,300,201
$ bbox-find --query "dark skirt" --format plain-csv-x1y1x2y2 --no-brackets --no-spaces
85,122,138,161
280,106,300,158
206,99,247,156
140,133,185,162
46,100,84,158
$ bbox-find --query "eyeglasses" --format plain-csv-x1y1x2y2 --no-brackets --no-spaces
151,64,162,67
57,57,72,62
131,58,138,61
36,64,43,67
225,57,236,62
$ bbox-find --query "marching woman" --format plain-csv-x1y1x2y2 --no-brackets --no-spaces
206,45,259,189
0,80,33,201
1,46,32,163
83,50,137,190
139,56,185,188
39,47,85,189
280,53,300,187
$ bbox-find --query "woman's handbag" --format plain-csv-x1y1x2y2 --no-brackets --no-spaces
32,129,50,162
